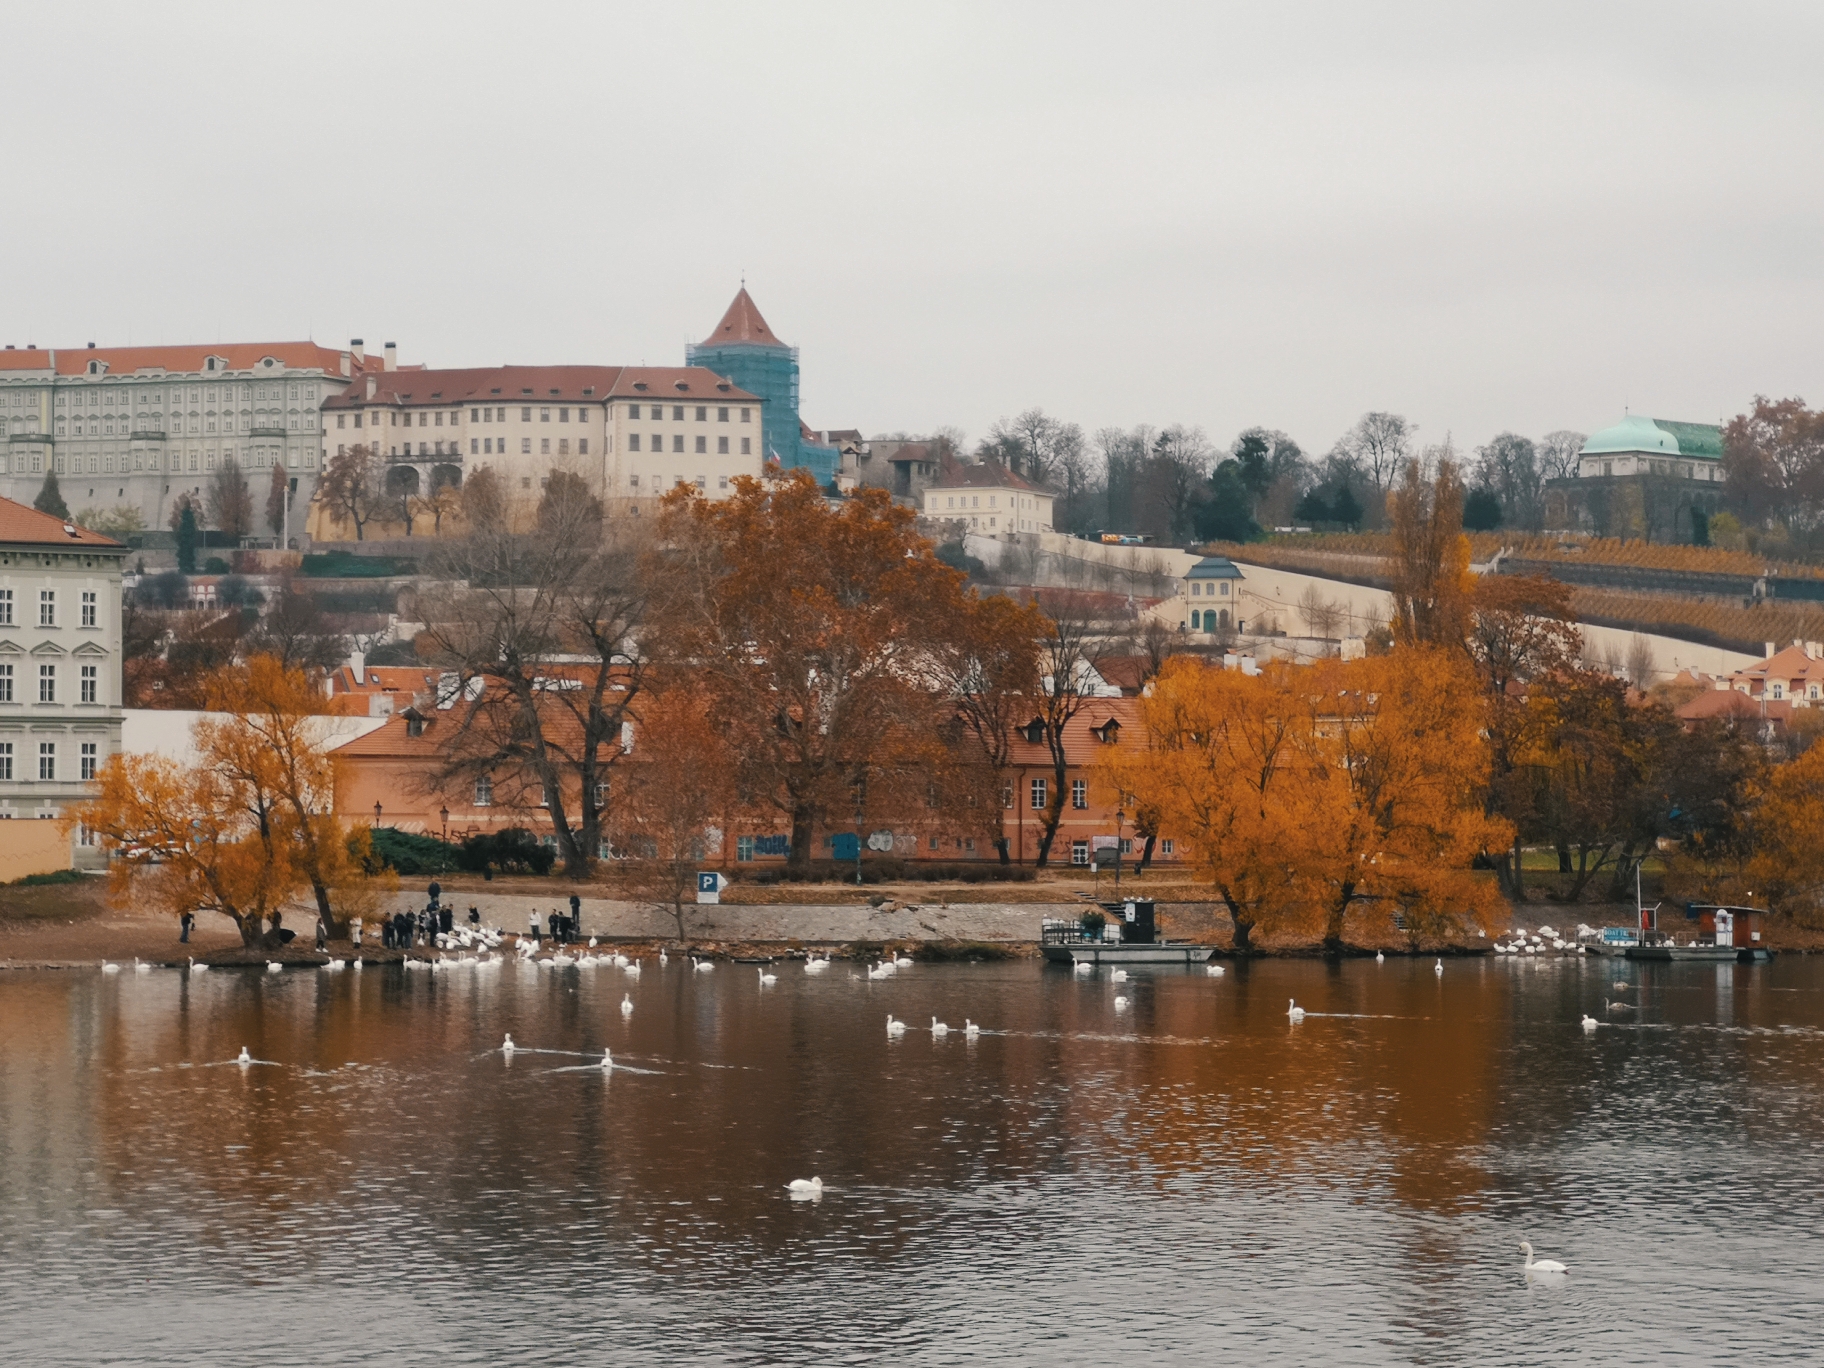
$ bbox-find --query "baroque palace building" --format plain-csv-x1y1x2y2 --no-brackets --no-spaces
0,339,394,537
313,363,763,533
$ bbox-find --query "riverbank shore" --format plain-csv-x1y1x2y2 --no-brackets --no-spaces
6,877,1821,968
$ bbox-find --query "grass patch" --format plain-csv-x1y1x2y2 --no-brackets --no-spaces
10,869,83,887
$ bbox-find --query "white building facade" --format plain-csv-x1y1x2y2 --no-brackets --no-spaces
0,498,127,866
0,340,391,540
922,464,1053,533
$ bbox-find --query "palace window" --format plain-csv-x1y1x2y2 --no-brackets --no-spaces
1071,840,1089,866
1030,778,1047,810
81,664,97,703
474,774,493,807
80,742,97,780
1072,780,1087,810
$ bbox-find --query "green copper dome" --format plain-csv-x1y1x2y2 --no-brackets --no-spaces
1581,415,1722,459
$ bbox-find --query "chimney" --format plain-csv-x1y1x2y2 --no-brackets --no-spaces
340,352,351,377
347,650,365,683
350,338,365,365
1766,642,1777,660
383,342,397,372
365,375,377,400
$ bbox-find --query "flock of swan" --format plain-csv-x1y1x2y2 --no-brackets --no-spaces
1492,923,1591,955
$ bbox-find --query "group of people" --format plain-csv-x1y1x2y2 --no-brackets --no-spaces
531,894,587,946
177,880,576,954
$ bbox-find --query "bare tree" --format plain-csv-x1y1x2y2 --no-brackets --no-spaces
1537,430,1587,482
417,504,649,878
1299,584,1343,639
1030,563,1117,867
317,444,387,542
1336,412,1416,493
981,408,1085,488
1625,635,1655,689
1475,433,1545,531
207,459,254,543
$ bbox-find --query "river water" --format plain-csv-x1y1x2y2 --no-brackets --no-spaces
1,951,1820,1365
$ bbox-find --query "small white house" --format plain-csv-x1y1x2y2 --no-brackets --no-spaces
1181,556,1244,634
922,463,1053,533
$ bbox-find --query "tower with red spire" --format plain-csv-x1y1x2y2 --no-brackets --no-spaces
687,289,836,483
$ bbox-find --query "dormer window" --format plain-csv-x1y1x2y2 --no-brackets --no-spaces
1023,718,1046,744
633,381,649,391
1093,720,1122,745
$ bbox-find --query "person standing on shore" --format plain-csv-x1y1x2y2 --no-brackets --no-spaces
179,911,194,944
569,893,582,943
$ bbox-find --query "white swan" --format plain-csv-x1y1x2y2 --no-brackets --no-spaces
1612,981,1629,991
614,954,630,968
1606,998,1635,1014
1581,1015,1599,1031
867,961,892,981
1520,1241,1568,1274
804,955,829,973
1112,969,1128,982
886,1014,906,1036
266,961,283,974
659,949,668,965
236,1047,252,1066
787,1176,823,1194
621,994,634,1016
693,957,715,972
931,1017,949,1037
894,953,913,968
102,962,121,974
189,957,208,973
1114,995,1129,1010
964,1020,981,1038
352,958,363,971
502,1034,516,1055
1074,960,1092,974
1206,963,1225,976
1376,951,1385,963
134,958,152,974
624,960,641,976
600,1049,613,1071
758,968,777,986
1434,958,1443,975
1287,999,1306,1021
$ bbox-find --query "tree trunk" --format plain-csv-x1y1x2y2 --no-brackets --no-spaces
994,835,1011,866
787,804,815,877
1220,890,1254,953
311,882,350,943
1138,834,1156,872
1506,838,1526,902
235,912,263,948
1033,761,1068,867
1557,842,1572,873
1322,882,1355,956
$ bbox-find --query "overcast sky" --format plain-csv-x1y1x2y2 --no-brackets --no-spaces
7,3,1821,459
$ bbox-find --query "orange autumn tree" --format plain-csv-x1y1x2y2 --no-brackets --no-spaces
75,654,386,946
609,686,738,940
653,473,976,874
1746,743,1824,927
1387,454,1473,648
1102,658,1323,952
77,753,301,948
1296,649,1511,951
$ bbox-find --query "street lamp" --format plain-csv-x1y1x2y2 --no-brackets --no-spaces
373,801,383,828
440,805,450,842
1114,803,1125,894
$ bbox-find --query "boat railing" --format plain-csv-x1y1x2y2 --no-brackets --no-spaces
1040,918,1118,947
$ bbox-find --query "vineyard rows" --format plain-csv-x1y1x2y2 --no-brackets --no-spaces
1237,532,1824,582
1570,590,1824,655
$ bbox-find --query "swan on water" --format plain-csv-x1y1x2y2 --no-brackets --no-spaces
1114,995,1129,1010
1606,998,1635,1014
623,960,641,976
804,955,829,973
102,962,121,974
1207,963,1226,976
894,953,914,968
1520,1241,1568,1274
621,994,634,1016
787,1177,823,1194
189,957,208,974
867,961,891,981
1434,958,1444,975
693,957,715,972
758,968,777,986
237,1047,252,1066
614,954,631,968
931,1017,949,1037
1074,960,1092,975
1375,951,1385,963
502,1034,517,1055
659,949,668,965
1581,1015,1599,1031
266,961,283,974
1287,999,1306,1021
588,938,598,948
886,1014,907,1036
600,1049,613,1071
1613,981,1629,991
964,1020,981,1038
1112,969,1129,982
352,958,363,971
135,958,152,974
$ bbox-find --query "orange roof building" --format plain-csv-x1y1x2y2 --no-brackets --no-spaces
922,462,1055,534
0,337,395,541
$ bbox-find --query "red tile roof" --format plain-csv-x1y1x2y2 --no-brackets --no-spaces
1675,689,1792,724
323,365,756,409
699,288,784,348
930,462,1045,493
1727,644,1824,692
0,341,376,378
0,496,126,549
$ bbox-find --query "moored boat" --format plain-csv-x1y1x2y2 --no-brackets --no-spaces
1040,902,1215,967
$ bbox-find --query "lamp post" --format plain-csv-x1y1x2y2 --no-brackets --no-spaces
372,801,382,829
1114,803,1125,895
440,805,450,842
